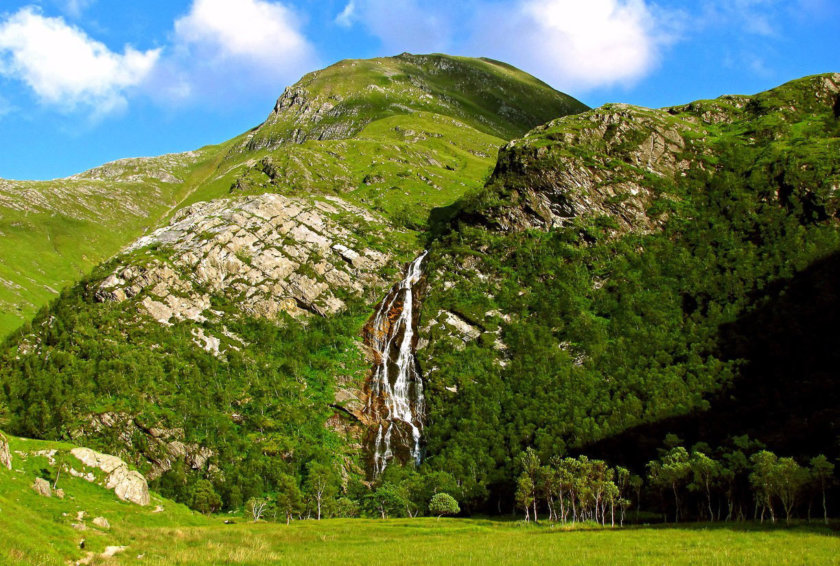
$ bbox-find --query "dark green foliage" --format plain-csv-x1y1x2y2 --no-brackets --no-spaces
190,479,222,515
417,74,840,510
0,265,370,512
275,474,304,524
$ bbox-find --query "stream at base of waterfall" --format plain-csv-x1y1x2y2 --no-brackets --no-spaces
363,251,428,476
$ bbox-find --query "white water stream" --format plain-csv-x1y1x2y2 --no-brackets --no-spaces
368,251,428,475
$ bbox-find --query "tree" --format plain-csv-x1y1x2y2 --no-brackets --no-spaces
364,483,406,519
615,466,632,526
648,446,691,522
275,474,303,525
190,480,222,515
750,450,778,523
515,475,535,522
429,492,460,519
689,451,721,521
519,448,541,521
775,457,807,524
810,455,835,525
305,461,338,520
246,497,270,522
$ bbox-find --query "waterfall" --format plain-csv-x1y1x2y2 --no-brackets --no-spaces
365,251,428,475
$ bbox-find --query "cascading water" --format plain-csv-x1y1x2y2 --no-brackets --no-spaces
364,251,428,475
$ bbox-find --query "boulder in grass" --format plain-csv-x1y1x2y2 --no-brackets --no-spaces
32,477,52,497
0,431,11,470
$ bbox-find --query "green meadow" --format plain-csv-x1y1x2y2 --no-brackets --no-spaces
2,436,838,565
73,519,840,565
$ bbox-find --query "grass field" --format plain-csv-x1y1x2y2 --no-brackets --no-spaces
101,519,840,565
2,438,838,565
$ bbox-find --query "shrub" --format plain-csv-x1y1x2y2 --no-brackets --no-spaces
429,492,460,518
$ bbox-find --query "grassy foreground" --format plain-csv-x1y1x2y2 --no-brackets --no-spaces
98,519,838,565
2,439,838,565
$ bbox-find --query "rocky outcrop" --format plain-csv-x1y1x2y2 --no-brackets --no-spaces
71,447,150,506
0,431,11,470
74,412,213,481
32,477,52,497
476,103,697,234
96,194,395,346
470,73,840,237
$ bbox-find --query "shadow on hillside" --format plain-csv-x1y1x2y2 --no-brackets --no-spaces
585,250,840,469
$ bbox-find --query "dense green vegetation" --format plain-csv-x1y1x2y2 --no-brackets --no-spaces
1,59,839,544
3,430,838,565
0,262,374,512
417,73,840,510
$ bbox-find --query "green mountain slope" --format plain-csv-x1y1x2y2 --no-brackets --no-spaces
0,53,585,339
415,72,840,501
0,145,233,338
0,54,586,511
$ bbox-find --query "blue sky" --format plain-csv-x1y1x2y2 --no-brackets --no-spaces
0,0,837,180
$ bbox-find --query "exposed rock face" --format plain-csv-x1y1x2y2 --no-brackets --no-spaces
96,194,394,347
32,477,52,497
477,104,697,234
0,431,11,470
73,412,212,482
92,517,110,530
71,447,150,506
471,73,840,236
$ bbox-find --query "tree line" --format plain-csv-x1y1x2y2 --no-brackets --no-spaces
512,436,836,526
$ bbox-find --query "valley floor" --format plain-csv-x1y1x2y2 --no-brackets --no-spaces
96,519,839,565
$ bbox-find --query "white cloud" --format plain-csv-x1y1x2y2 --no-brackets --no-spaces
338,0,452,54
59,0,96,19
340,0,677,92
335,1,356,28
470,0,676,91
0,7,160,115
173,0,316,73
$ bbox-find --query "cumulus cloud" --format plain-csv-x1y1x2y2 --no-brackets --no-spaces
338,0,678,92
173,0,316,74
475,0,676,91
148,0,319,106
0,7,160,115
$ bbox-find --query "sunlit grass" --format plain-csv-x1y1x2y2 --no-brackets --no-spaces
97,518,840,566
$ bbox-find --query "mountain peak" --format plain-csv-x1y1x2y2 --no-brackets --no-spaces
243,53,588,152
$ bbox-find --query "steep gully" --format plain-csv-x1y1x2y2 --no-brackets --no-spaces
363,251,428,475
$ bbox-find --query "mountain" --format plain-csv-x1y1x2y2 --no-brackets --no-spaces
1,56,838,515
0,54,587,508
0,53,586,339
0,147,233,338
